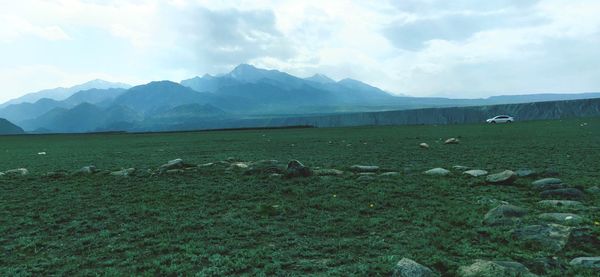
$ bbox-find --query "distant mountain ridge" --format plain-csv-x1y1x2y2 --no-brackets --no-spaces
0,79,130,108
2,64,600,133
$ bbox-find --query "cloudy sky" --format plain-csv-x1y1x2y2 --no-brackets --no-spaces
1,0,599,102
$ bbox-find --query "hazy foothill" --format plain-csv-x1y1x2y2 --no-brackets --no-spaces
2,0,600,276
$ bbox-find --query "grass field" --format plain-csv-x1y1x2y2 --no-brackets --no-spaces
1,118,600,276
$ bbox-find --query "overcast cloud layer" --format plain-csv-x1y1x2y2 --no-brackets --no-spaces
1,0,599,102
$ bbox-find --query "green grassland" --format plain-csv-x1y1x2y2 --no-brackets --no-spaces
1,118,600,276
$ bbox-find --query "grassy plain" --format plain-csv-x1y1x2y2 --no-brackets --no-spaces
1,118,600,276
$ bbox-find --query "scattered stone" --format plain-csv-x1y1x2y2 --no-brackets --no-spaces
244,160,286,175
464,169,488,177
380,172,400,177
419,143,430,149
515,169,536,177
199,162,215,167
4,168,29,176
476,197,509,206
444,138,460,144
392,258,438,277
229,162,249,170
457,260,537,277
37,152,47,155
537,200,584,210
285,160,312,178
110,168,136,177
0,172,4,177
538,213,584,226
350,165,379,172
511,224,572,252
159,158,195,172
532,178,565,191
485,170,517,185
453,165,470,171
569,257,600,270
483,204,528,226
76,165,98,175
424,168,450,176
313,169,344,176
540,188,584,200
586,186,600,194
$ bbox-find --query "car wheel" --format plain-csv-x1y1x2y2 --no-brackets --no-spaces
507,120,512,123
491,121,496,124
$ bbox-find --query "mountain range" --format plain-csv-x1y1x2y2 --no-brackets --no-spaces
1,64,600,133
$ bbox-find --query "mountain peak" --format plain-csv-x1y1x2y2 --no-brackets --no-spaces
305,74,335,84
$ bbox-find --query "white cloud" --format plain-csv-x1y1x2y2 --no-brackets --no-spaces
0,0,599,102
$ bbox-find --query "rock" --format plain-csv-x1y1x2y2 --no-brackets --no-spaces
485,170,517,185
444,138,460,144
285,160,312,178
227,162,250,170
424,168,450,176
463,169,488,177
313,169,344,176
515,169,536,177
76,165,98,175
350,165,379,172
380,172,400,177
540,188,584,200
483,204,528,226
392,258,438,277
569,257,600,269
532,178,565,191
159,158,195,172
419,143,430,149
244,160,286,175
110,168,136,177
586,186,600,194
537,200,584,210
538,213,584,226
457,260,537,277
511,224,572,252
453,165,470,171
4,168,29,176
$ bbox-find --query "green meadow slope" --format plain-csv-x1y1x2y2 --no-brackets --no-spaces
1,118,599,276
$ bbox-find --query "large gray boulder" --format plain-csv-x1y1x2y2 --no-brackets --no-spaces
511,224,572,252
392,258,438,277
463,169,488,177
538,213,584,226
569,257,600,270
285,160,312,178
483,204,528,226
457,260,537,277
486,170,517,185
424,168,450,176
532,178,564,191
540,188,585,200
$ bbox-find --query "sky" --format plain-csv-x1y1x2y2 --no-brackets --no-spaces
1,0,600,102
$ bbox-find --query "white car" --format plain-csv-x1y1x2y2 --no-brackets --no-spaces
486,115,514,124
